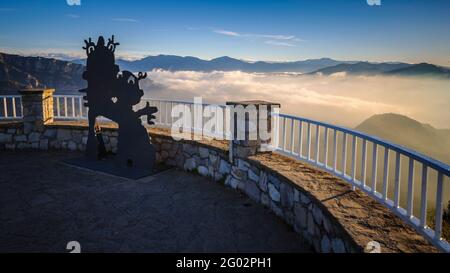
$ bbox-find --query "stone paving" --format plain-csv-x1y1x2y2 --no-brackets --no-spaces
0,151,310,253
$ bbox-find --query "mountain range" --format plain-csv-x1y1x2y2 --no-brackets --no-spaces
72,55,356,74
75,54,450,77
1,52,450,95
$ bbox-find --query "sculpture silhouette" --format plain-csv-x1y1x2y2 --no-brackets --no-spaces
79,35,158,170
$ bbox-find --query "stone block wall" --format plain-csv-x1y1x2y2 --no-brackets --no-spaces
0,125,111,152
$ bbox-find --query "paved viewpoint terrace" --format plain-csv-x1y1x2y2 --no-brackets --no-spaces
0,151,310,253
0,89,446,253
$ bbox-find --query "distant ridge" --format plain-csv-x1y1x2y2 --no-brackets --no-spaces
74,55,355,73
356,113,450,164
385,63,450,78
309,62,450,78
309,61,411,75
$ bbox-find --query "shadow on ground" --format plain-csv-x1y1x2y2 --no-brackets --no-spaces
0,151,311,253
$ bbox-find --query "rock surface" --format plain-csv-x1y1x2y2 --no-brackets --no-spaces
0,52,85,94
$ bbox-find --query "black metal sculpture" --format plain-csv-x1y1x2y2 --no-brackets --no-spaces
79,36,158,170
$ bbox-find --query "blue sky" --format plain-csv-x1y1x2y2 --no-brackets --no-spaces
0,0,449,65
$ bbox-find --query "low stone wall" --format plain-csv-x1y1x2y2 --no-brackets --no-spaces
0,122,114,152
0,121,438,253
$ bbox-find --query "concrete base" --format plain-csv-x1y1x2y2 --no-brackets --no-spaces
63,156,171,180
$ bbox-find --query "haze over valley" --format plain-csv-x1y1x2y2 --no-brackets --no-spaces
1,52,449,164
138,69,450,128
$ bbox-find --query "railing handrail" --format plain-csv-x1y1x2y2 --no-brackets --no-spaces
0,95,21,98
53,95,227,107
50,96,230,138
274,113,450,176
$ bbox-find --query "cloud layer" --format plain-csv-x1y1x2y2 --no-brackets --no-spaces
140,71,450,129
112,18,138,23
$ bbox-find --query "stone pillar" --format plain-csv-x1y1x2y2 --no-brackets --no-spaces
18,88,55,134
226,100,280,160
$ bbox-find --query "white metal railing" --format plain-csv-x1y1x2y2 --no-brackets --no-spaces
139,98,229,139
270,113,450,252
53,95,228,139
54,95,86,120
0,96,22,119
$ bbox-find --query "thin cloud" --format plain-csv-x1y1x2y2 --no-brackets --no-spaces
252,34,295,40
66,0,81,6
213,29,303,46
112,18,138,23
214,29,240,37
265,40,296,47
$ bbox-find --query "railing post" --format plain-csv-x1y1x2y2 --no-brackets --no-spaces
394,152,402,208
71,97,76,118
434,173,444,241
298,121,303,157
333,129,338,172
18,88,55,134
382,148,390,200
307,122,311,160
283,117,288,151
351,136,357,182
342,132,347,176
290,119,295,154
315,125,320,163
56,97,61,117
12,97,17,118
406,158,415,217
78,97,83,118
420,165,428,228
3,97,7,118
226,100,280,161
371,143,378,193
361,139,367,187
324,127,329,166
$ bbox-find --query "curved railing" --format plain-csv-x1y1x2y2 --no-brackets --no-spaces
2,94,449,252
270,113,450,252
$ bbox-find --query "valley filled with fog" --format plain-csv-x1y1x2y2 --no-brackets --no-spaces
141,71,450,211
140,70,450,130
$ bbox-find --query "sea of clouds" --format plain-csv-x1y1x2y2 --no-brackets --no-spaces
140,70,450,129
